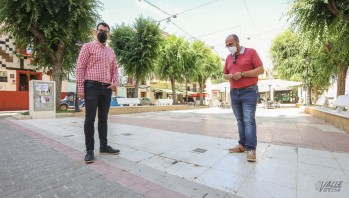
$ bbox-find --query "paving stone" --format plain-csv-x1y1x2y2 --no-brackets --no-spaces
0,119,142,198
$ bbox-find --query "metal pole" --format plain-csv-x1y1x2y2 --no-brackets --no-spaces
306,60,309,106
75,41,83,112
75,83,80,112
224,87,227,108
186,74,188,104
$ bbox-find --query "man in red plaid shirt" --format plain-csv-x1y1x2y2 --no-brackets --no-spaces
76,22,120,163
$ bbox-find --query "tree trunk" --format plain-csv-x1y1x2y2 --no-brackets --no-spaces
307,83,312,105
52,62,63,110
313,84,318,104
170,78,177,105
199,80,204,105
134,78,140,98
337,64,348,97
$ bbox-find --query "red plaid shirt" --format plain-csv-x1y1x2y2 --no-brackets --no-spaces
76,41,118,94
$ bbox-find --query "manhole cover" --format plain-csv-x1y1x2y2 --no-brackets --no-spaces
192,148,207,153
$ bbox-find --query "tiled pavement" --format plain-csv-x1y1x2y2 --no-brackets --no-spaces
2,107,349,198
0,119,143,198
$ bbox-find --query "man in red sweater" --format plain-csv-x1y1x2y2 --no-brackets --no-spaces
223,34,264,162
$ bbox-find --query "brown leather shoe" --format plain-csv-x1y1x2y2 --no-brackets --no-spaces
247,150,256,162
229,144,247,153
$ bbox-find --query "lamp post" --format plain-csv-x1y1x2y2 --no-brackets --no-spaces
185,72,188,104
75,83,80,112
75,41,84,112
305,57,310,106
224,86,227,108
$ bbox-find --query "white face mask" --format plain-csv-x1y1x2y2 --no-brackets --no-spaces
228,46,237,54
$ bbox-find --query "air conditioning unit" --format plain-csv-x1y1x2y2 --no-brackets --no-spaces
0,84,5,90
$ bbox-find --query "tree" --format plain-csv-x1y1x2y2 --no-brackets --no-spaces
191,41,223,105
0,0,100,109
326,0,349,23
270,30,334,103
110,16,162,98
288,0,349,96
156,35,191,104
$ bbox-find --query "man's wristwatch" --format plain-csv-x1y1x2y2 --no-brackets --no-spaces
241,72,245,77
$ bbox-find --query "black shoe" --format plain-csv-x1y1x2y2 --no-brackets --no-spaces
100,145,120,155
84,150,95,163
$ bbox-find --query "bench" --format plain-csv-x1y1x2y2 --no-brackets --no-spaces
305,94,349,132
155,99,172,106
116,98,141,106
333,95,349,115
188,101,196,107
261,100,280,109
315,95,329,108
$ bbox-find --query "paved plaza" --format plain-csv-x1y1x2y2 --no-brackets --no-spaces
1,107,349,197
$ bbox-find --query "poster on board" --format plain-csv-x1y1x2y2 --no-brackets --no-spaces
33,81,54,111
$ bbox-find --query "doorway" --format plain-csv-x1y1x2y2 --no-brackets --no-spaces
16,70,42,91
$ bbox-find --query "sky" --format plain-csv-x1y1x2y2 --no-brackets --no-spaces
98,0,291,69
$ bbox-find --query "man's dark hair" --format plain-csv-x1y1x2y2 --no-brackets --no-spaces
96,22,110,31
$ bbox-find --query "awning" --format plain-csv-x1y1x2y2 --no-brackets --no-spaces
153,89,184,94
191,92,208,97
179,90,197,95
258,79,302,92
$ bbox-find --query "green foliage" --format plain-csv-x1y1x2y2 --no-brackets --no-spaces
21,111,29,115
156,35,191,82
287,0,349,96
0,0,100,109
0,0,100,75
190,40,222,85
270,30,333,88
287,0,349,63
110,23,135,67
155,35,222,104
288,0,335,41
110,16,162,80
190,40,223,105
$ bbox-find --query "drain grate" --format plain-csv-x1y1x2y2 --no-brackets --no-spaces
192,148,207,153
121,133,133,136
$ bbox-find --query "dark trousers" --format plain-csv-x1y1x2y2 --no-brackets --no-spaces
84,80,112,151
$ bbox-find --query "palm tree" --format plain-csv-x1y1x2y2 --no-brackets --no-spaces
156,35,191,104
191,41,223,105
110,16,162,97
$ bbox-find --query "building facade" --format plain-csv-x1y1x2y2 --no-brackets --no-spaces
0,33,71,110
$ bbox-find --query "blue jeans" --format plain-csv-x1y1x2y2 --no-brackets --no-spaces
230,85,258,150
84,80,112,151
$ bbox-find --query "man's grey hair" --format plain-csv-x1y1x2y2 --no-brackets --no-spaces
226,34,239,42
231,34,239,42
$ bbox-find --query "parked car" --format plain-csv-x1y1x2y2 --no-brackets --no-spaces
110,96,124,107
140,97,154,106
59,93,84,111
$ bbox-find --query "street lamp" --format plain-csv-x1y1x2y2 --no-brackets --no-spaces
185,72,188,104
75,41,84,112
224,86,227,108
74,81,80,112
305,57,310,106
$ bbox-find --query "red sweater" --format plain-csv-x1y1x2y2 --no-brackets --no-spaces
224,47,263,88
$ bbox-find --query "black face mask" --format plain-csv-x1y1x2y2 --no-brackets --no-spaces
97,32,107,43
